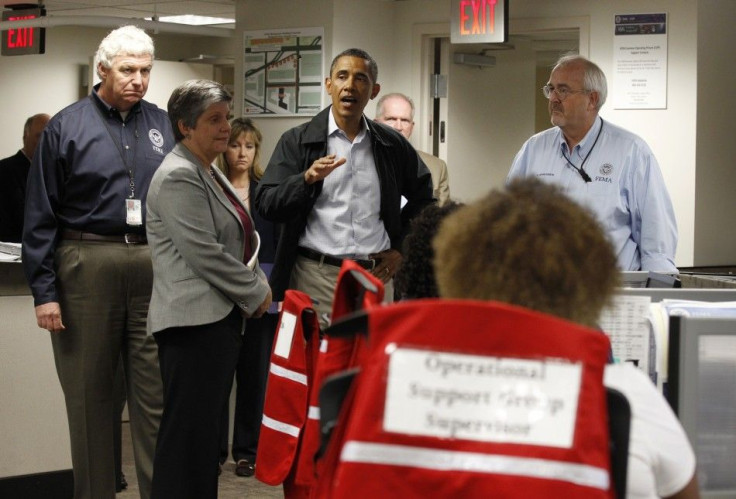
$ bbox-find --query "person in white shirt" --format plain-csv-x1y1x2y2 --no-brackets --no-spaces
255,49,433,328
433,178,699,499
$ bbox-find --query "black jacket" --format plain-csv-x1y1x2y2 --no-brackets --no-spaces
0,150,29,242
255,106,434,300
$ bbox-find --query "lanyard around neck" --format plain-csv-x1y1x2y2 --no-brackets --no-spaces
562,118,604,183
90,95,140,198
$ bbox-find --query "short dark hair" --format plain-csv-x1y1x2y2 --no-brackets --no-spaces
167,79,232,142
329,48,378,83
433,178,619,327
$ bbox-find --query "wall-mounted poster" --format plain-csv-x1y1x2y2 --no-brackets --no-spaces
612,13,668,110
243,27,324,116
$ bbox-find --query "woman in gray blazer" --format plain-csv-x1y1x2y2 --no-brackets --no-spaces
146,80,272,498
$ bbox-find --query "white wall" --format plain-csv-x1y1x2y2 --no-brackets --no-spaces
446,38,537,201
333,0,396,120
0,27,106,156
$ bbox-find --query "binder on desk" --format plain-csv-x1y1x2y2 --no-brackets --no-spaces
0,242,21,256
0,242,21,261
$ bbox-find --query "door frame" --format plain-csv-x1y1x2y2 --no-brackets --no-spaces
411,16,590,156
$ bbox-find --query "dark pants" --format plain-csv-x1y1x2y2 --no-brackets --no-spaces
152,307,242,499
113,362,126,488
220,313,278,463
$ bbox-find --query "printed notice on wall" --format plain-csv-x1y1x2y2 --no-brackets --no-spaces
383,348,582,448
612,13,668,109
243,27,324,116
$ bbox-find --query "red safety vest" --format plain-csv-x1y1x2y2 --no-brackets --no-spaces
297,260,384,489
317,299,615,499
255,289,321,489
256,262,385,497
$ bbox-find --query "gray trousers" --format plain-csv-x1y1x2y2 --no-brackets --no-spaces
51,240,163,499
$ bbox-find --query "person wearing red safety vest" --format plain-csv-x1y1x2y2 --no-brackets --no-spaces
297,261,384,488
257,262,384,498
256,289,320,496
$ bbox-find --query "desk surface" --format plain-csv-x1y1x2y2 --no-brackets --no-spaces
0,293,71,477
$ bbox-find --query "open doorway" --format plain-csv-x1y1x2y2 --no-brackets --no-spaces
414,18,586,202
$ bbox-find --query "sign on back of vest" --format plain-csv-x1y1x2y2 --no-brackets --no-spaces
383,348,582,448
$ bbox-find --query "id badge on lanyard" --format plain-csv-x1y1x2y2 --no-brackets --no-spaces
126,198,143,226
93,98,142,226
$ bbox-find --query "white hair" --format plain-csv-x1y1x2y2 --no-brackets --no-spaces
94,25,155,79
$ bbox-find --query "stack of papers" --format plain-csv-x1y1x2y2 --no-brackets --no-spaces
599,295,736,392
0,242,21,262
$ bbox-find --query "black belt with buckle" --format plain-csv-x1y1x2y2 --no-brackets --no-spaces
61,229,147,245
297,246,375,271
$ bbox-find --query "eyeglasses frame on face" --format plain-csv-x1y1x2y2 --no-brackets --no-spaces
541,84,592,101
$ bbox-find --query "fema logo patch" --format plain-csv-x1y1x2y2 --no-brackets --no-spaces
149,129,165,148
599,163,613,176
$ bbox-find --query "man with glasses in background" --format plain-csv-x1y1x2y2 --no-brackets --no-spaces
507,54,677,272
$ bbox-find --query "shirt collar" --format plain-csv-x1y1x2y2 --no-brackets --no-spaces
558,116,603,158
91,83,142,120
328,107,370,141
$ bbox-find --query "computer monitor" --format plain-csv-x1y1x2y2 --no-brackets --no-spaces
668,316,736,497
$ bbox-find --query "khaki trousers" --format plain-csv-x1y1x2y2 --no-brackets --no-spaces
52,240,163,499
289,254,393,329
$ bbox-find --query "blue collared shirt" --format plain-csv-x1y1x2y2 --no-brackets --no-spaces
299,111,390,257
507,118,678,272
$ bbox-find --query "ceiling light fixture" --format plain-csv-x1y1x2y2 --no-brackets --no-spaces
147,15,234,26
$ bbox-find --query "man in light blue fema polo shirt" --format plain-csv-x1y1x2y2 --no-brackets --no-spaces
507,54,677,272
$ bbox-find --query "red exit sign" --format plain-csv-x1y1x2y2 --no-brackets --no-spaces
2,7,46,56
450,0,508,44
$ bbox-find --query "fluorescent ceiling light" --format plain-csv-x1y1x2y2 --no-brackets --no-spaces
147,15,234,26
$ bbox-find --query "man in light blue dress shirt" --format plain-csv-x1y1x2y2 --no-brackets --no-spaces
507,55,677,272
256,48,433,327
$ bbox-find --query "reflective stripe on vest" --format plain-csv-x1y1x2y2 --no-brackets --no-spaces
340,441,610,491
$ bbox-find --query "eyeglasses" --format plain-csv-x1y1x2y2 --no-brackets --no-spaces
542,84,590,101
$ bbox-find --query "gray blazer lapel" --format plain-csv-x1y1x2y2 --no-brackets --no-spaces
174,143,240,221
201,158,261,263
